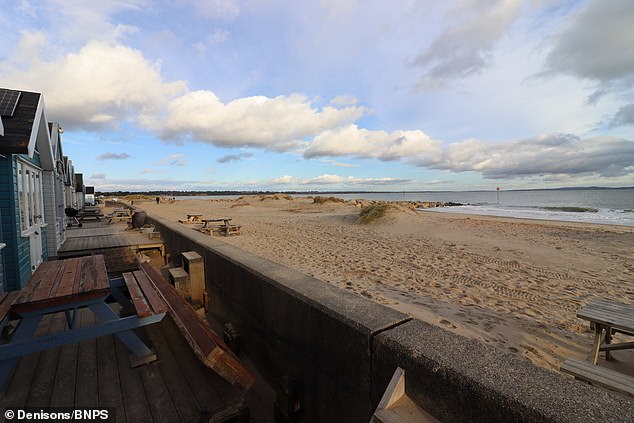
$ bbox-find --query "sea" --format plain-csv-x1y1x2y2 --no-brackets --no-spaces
175,188,634,227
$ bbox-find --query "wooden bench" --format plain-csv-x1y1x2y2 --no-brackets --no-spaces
122,271,168,319
561,358,634,398
0,291,19,331
116,271,170,365
139,262,254,391
220,224,241,236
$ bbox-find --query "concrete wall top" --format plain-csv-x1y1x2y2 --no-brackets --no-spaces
373,318,633,423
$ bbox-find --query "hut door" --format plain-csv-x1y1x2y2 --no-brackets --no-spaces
17,161,44,273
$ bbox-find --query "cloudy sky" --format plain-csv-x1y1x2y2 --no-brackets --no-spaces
2,0,633,191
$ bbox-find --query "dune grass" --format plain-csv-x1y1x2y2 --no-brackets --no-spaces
358,204,389,224
312,196,345,204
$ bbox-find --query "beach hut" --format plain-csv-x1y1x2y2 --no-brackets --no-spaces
0,88,56,290
43,121,69,259
62,155,77,209
74,172,85,210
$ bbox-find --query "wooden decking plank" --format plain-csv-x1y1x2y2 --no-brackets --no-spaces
25,313,67,407
158,316,226,412
75,309,99,408
137,360,180,422
50,328,80,407
114,333,152,422
0,313,55,407
145,321,201,422
132,270,168,315
97,329,126,423
123,273,153,318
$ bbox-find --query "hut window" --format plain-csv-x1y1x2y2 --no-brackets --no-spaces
16,160,43,233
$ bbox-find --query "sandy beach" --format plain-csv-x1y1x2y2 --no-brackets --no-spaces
133,195,634,373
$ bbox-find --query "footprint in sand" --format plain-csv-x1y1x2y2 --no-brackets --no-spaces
439,319,457,329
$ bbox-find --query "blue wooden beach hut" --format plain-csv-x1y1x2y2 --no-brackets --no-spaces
0,88,58,291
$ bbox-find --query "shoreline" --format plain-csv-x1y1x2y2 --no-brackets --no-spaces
418,208,634,232
129,195,634,373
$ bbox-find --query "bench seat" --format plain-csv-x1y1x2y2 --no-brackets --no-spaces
122,272,168,318
0,292,19,326
139,262,254,391
220,224,241,236
561,357,634,397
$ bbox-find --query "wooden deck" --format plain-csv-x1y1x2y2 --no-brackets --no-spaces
58,223,165,274
60,225,164,254
0,308,247,422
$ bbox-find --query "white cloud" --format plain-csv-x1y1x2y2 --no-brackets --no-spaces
43,0,147,46
155,154,187,166
412,0,523,88
611,104,634,127
96,152,130,160
207,28,229,45
424,134,634,179
269,174,412,186
195,28,230,55
329,95,359,107
318,159,358,168
1,39,187,129
193,0,240,20
93,178,201,191
545,0,634,84
304,125,441,162
305,126,634,181
160,91,366,151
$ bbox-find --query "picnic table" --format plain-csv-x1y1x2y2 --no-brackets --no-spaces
560,299,634,397
179,213,203,224
108,208,132,224
199,218,241,236
577,299,634,364
0,255,166,388
77,207,103,222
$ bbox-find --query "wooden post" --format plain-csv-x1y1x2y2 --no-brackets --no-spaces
182,251,205,306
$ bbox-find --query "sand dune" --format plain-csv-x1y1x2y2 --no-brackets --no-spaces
135,195,634,372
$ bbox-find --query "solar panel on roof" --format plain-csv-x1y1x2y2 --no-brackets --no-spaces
0,89,22,117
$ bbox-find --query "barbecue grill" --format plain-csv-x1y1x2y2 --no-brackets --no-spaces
65,207,82,227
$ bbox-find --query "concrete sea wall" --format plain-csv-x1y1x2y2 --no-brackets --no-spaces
144,212,633,423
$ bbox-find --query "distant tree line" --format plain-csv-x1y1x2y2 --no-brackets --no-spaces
94,190,381,197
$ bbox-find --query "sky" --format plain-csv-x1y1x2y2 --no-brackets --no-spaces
1,0,633,192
